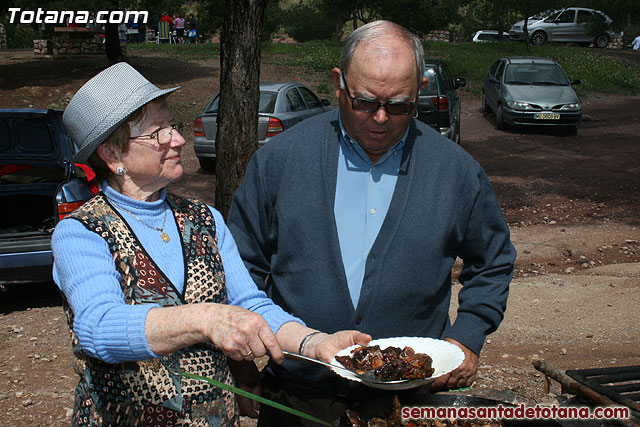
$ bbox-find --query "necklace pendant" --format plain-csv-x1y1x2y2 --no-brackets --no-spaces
161,231,170,242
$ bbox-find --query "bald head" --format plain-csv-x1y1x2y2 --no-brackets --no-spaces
340,20,424,87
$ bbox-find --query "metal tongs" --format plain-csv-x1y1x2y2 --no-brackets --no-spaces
282,350,432,388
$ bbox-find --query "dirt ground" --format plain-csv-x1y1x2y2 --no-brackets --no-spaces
0,47,638,426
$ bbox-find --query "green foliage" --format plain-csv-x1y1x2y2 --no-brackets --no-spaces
194,0,225,37
283,1,339,42
262,39,342,71
377,0,463,36
423,40,640,96
130,42,220,60
128,38,640,96
0,18,37,48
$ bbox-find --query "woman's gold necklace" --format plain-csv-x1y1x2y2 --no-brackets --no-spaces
109,199,171,242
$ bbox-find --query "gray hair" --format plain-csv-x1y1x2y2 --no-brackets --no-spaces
339,20,424,88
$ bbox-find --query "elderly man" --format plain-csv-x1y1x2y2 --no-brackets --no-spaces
228,20,516,425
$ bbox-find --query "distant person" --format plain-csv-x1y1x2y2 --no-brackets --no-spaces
188,14,198,43
632,34,640,50
174,14,185,43
149,14,160,38
160,12,173,27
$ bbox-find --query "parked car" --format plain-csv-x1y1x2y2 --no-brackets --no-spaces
509,7,614,48
194,82,332,172
416,59,466,144
472,30,510,43
481,57,582,133
0,109,93,288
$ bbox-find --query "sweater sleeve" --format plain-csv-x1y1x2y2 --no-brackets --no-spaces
209,207,304,333
227,155,275,289
52,218,159,363
445,167,516,355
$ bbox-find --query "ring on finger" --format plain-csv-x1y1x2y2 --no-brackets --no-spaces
243,350,253,357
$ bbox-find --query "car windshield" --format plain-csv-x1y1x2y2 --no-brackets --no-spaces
420,67,439,95
206,91,278,114
504,64,569,86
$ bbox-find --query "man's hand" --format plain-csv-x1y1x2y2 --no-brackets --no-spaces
431,338,479,391
228,359,261,418
305,330,372,362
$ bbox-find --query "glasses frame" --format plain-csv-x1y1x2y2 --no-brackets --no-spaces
129,123,184,146
341,73,418,116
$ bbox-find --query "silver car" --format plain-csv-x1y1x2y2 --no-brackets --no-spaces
509,7,614,48
482,57,582,134
193,82,332,172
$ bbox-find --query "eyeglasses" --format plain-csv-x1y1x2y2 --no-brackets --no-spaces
341,73,417,116
129,123,184,145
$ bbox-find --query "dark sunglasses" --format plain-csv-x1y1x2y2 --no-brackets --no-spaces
341,73,418,116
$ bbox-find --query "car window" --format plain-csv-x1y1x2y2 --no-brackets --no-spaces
496,61,507,81
488,61,500,79
258,92,277,113
205,95,219,113
420,67,439,95
439,65,454,92
577,10,593,24
505,64,569,85
556,10,576,23
0,121,9,151
15,119,56,153
298,87,321,109
286,88,305,111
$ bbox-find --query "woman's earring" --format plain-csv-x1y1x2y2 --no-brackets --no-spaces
116,166,125,176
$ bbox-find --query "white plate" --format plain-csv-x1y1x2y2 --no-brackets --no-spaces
331,337,465,390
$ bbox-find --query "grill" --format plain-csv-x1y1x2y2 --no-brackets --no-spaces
534,360,640,426
566,366,640,417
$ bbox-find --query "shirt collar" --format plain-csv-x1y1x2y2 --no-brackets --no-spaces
338,115,408,166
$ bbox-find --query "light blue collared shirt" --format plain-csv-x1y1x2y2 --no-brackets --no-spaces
334,118,407,308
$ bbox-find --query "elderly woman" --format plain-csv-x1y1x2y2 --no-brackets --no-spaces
53,62,370,426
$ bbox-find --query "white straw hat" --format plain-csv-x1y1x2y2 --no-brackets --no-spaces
63,62,180,163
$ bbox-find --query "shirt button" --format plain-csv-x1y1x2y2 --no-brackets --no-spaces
370,208,376,215
371,166,376,172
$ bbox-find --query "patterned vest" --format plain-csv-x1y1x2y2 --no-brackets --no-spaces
62,193,239,426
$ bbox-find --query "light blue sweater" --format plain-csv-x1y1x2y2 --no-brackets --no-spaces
52,183,302,363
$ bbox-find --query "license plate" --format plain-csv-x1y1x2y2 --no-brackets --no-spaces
535,112,560,120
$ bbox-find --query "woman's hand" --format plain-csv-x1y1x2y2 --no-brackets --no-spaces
202,303,283,362
145,303,282,363
304,330,372,363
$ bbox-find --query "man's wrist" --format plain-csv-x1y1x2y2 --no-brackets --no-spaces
298,331,322,355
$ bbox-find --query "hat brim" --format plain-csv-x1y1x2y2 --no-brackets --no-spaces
72,85,180,164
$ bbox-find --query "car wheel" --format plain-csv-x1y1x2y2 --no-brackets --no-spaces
495,104,505,130
481,92,490,113
198,157,217,172
595,34,609,48
531,32,547,46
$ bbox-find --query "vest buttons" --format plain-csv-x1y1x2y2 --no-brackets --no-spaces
355,316,362,325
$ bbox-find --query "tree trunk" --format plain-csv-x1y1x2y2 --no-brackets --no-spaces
215,0,266,219
104,23,125,63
